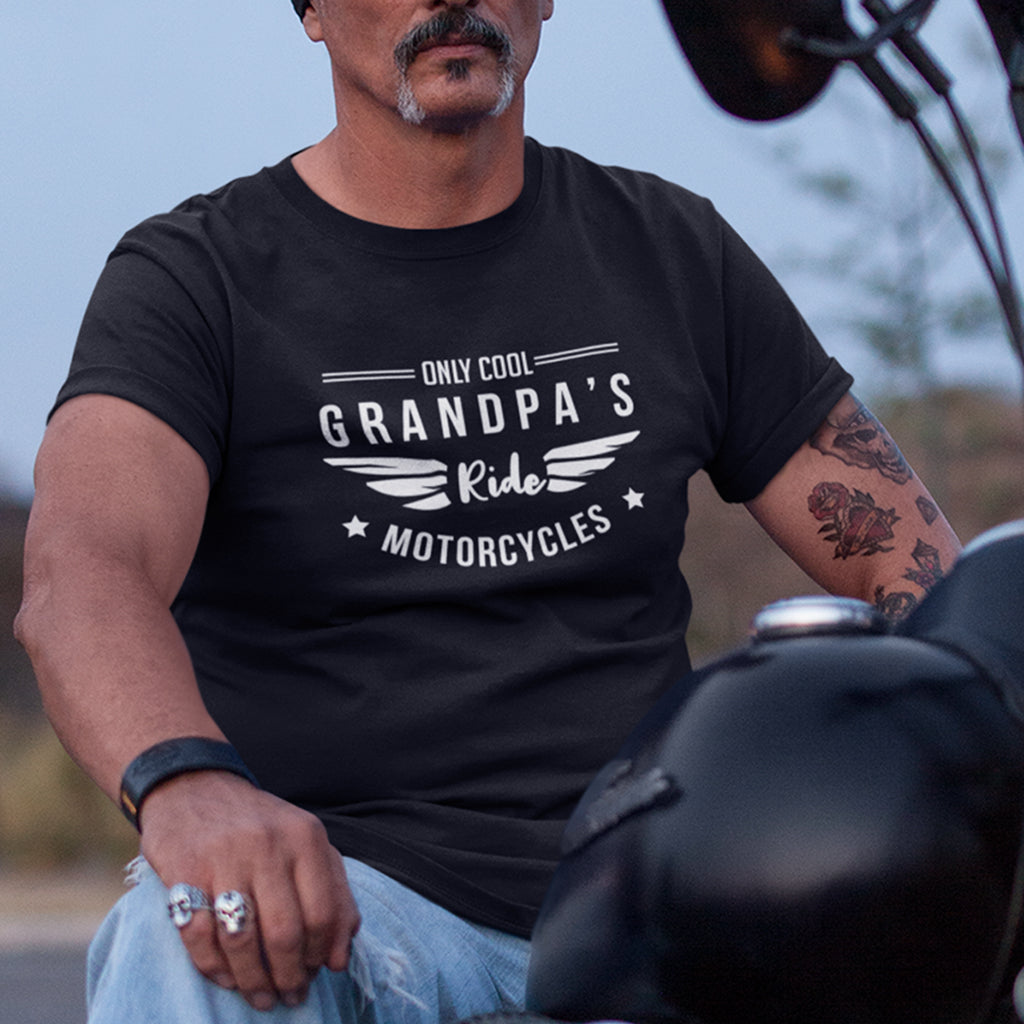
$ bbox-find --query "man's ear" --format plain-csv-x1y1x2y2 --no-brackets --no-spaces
302,0,325,42
542,0,554,21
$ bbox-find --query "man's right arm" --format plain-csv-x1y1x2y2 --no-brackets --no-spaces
15,394,359,1012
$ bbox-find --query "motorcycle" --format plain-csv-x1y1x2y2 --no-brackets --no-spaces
461,3,1024,1022
526,519,1024,1024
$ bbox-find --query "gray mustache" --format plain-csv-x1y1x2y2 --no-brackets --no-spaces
394,9,514,73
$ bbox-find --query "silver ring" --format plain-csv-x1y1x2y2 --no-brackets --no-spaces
214,890,253,935
167,883,212,929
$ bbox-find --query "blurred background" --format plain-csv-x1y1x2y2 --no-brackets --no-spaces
1,2,1023,1001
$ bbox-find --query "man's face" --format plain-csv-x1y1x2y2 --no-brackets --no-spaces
306,0,554,130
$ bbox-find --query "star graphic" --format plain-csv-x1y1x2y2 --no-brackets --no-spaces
623,488,645,509
343,515,369,538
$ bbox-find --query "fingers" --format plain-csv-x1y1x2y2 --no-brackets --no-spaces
142,773,360,1011
246,813,360,1004
171,854,342,1011
249,873,312,1007
174,901,236,994
293,843,361,976
169,885,268,1009
216,889,288,1012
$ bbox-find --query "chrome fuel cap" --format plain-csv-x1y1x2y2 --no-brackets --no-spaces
751,596,887,641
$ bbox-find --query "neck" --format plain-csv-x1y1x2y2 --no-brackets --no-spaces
292,98,527,230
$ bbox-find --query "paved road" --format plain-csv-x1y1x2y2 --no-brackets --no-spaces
0,946,88,1024
0,870,120,1024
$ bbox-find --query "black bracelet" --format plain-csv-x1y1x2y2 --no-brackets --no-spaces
118,737,260,832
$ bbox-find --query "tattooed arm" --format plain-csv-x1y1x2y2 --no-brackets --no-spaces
744,392,962,624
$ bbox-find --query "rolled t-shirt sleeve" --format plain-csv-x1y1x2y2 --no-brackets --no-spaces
53,243,232,483
702,217,853,504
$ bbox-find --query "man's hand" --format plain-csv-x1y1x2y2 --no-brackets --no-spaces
139,771,360,1012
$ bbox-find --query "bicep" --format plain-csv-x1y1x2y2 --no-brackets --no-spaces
26,394,209,604
744,392,962,609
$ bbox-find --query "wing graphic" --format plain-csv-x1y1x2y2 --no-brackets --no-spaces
543,431,641,493
324,456,451,511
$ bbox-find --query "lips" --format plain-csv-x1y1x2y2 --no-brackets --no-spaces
419,33,493,53
394,10,513,73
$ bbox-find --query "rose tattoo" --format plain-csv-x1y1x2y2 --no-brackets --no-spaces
808,482,900,559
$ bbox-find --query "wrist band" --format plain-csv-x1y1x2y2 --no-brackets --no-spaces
119,737,259,832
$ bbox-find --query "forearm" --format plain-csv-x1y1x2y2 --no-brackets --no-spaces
746,392,962,622
754,490,960,613
16,554,224,804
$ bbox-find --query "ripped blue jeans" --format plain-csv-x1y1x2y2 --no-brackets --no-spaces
86,857,531,1024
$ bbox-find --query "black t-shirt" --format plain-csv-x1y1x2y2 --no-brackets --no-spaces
56,139,852,936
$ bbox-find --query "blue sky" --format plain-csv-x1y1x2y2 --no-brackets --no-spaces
2,0,1022,500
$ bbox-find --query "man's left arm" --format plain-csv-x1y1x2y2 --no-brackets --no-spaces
745,391,962,623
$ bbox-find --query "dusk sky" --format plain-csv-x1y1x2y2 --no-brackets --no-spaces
3,0,1022,500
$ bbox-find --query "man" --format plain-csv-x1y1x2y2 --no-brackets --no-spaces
15,1,960,1021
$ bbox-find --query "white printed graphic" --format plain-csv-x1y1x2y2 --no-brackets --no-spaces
533,343,620,367
321,346,619,388
343,515,369,537
323,457,450,511
325,431,640,511
543,433,639,493
322,368,417,384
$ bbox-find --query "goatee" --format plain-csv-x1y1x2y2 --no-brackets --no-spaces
393,8,518,127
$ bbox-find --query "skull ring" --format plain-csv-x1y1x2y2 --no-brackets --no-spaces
167,883,212,929
214,890,253,935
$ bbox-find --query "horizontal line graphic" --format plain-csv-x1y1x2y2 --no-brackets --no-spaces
322,369,417,384
534,344,620,366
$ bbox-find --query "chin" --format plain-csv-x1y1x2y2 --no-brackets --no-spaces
397,68,517,129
